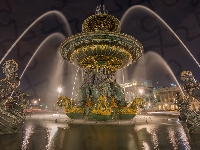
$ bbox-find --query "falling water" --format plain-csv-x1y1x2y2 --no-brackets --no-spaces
123,53,147,81
121,5,200,68
20,32,66,79
141,51,184,94
116,68,126,84
122,69,125,84
0,10,71,64
46,43,65,100
71,67,80,100
81,69,84,83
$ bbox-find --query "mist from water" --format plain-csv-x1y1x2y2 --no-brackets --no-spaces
121,5,200,68
116,50,184,94
20,32,66,80
19,32,67,104
1,10,74,104
0,10,71,65
116,54,147,84
130,51,184,94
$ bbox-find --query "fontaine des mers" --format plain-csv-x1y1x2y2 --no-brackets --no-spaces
57,7,145,121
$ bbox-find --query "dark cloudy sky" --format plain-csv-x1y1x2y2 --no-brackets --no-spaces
0,0,200,103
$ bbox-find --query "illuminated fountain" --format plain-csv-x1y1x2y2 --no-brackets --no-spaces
57,6,145,121
175,71,200,133
181,71,200,101
0,60,28,134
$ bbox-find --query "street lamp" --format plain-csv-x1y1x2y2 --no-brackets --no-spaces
57,87,62,93
33,100,37,105
57,87,62,97
138,89,145,109
138,89,144,95
165,103,168,111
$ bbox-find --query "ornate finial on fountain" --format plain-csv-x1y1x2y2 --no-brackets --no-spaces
95,5,108,14
82,5,120,32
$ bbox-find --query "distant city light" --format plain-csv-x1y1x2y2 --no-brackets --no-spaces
170,84,176,87
57,87,62,93
138,89,144,94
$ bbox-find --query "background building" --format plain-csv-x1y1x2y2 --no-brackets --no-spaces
153,85,200,111
121,78,154,110
153,86,179,111
121,80,200,111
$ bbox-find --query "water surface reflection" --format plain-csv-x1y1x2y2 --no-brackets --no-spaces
0,113,198,150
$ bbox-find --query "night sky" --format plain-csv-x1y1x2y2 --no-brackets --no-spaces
0,0,200,104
